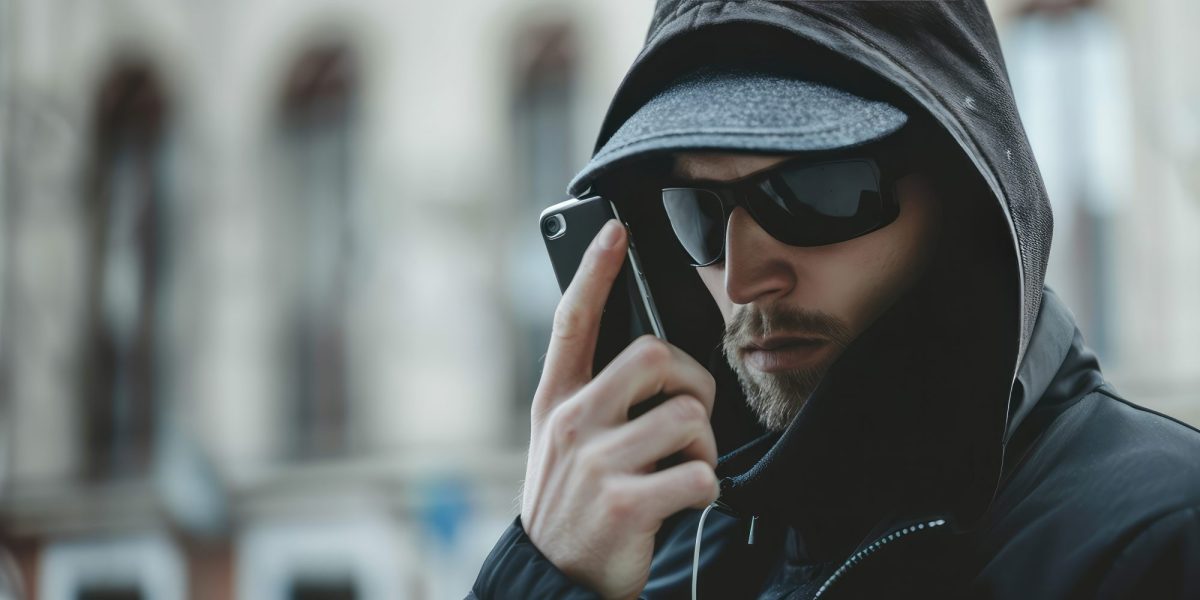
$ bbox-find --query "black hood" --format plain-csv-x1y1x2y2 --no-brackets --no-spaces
569,0,1053,561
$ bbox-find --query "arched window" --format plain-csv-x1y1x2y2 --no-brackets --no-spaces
83,64,169,479
507,23,578,441
277,45,357,458
513,23,576,207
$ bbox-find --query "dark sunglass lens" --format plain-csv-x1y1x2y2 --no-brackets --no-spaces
663,188,725,265
754,159,884,245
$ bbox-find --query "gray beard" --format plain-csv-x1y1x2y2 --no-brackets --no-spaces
723,352,825,432
720,306,851,432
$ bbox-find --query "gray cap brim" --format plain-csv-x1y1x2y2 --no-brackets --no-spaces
567,66,908,197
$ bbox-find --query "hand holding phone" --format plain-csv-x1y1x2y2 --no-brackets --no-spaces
520,215,720,600
540,197,665,377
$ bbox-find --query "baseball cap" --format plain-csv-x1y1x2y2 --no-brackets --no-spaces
566,64,909,197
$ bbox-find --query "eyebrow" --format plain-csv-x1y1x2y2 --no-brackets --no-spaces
668,157,749,184
668,158,699,181
668,171,707,185
669,155,796,185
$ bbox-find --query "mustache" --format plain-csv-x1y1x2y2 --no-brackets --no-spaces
722,305,852,351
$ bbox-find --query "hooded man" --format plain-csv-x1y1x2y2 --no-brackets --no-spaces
473,1,1200,598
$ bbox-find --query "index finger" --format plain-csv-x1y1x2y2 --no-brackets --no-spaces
535,219,628,409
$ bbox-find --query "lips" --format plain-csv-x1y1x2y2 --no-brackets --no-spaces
746,336,828,352
742,336,831,373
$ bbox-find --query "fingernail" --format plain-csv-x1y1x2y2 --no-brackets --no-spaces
598,219,623,249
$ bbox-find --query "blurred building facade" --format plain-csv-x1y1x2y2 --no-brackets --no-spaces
996,0,1200,426
0,0,651,597
0,0,1197,598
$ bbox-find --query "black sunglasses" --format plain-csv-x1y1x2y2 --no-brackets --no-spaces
661,144,913,267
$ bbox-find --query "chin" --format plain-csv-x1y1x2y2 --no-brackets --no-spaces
735,366,822,432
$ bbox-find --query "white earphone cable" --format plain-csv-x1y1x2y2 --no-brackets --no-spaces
692,503,717,600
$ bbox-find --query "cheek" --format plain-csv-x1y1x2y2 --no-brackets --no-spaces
697,266,733,323
805,189,936,332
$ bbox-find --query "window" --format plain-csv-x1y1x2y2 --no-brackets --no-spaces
507,23,578,439
236,518,404,599
83,64,169,479
277,46,358,458
41,535,184,600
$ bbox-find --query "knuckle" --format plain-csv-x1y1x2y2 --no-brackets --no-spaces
632,335,671,367
670,395,707,424
530,388,558,422
552,302,585,341
701,371,717,405
547,401,584,447
701,426,718,457
575,441,606,477
602,485,638,523
687,463,719,500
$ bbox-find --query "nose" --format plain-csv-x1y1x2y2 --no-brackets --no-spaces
723,206,796,305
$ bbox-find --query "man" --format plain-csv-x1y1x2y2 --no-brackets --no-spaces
474,1,1200,598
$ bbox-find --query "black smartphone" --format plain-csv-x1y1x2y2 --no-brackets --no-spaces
541,196,668,418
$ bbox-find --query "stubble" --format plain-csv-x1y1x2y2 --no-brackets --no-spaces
721,305,852,431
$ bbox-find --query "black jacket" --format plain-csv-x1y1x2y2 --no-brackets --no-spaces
473,1,1200,598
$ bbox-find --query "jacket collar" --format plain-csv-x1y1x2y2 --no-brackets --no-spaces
1000,288,1105,482
708,286,1103,564
711,275,989,562
1007,288,1077,441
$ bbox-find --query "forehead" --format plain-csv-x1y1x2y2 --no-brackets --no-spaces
670,151,794,182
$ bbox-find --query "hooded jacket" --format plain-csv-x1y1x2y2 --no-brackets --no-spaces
472,1,1200,598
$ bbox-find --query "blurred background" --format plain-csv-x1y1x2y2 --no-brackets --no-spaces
0,0,1197,598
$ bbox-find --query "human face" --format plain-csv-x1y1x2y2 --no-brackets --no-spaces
671,152,942,431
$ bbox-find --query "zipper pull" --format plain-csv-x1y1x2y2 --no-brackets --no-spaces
747,515,759,545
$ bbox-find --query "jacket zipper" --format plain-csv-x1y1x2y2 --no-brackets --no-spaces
811,518,948,599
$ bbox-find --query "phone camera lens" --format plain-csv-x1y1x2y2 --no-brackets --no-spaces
543,214,566,240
